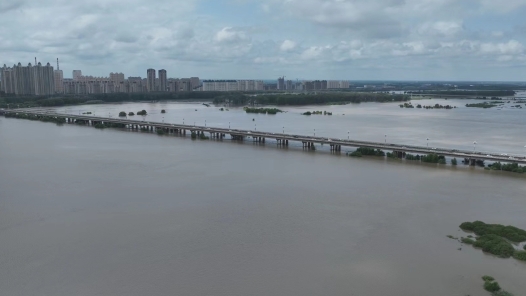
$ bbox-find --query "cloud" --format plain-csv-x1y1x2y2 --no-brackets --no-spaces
280,40,296,51
215,27,248,43
0,0,525,80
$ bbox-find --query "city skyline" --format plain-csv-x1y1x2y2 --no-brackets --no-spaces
0,0,526,81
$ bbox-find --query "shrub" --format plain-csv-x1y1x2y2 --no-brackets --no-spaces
349,151,362,157
461,237,475,245
161,109,166,113
513,251,526,261
451,158,457,165
482,275,495,282
156,129,165,135
473,234,515,258
118,111,126,117
137,110,147,115
128,112,135,116
460,221,526,243
483,281,501,292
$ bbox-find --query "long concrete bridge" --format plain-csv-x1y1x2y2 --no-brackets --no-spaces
3,109,526,165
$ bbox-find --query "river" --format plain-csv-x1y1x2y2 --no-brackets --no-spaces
0,99,525,296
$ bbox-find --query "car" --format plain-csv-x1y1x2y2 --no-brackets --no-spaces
432,148,436,150
501,153,508,156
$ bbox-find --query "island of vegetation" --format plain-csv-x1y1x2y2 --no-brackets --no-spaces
128,112,135,116
302,110,333,115
137,110,147,116
244,107,282,114
118,111,127,117
466,102,500,108
486,162,526,174
458,221,526,261
161,109,166,113
400,103,456,109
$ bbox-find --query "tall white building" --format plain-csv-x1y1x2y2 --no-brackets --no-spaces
1,62,55,95
72,70,82,81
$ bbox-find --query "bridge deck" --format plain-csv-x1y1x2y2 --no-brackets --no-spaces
5,109,526,164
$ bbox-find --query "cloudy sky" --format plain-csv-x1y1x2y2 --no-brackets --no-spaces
1,0,526,81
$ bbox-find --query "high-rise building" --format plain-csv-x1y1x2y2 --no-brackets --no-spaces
54,59,63,94
1,62,54,95
147,69,156,92
109,72,124,83
190,77,200,90
72,70,82,81
277,76,285,90
158,69,167,92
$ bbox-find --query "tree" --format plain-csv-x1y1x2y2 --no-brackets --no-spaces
161,109,166,113
118,111,126,117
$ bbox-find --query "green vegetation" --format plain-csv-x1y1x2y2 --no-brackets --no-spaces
386,152,398,159
128,112,135,116
447,235,458,239
451,158,458,165
487,162,526,174
355,147,385,156
349,151,362,157
161,109,166,113
399,102,414,108
513,250,526,261
405,154,421,161
421,104,455,109
480,276,514,296
244,107,283,114
482,276,495,282
460,221,526,243
302,110,333,115
420,154,445,164
118,111,126,117
137,110,147,116
472,234,516,258
95,123,106,129
466,102,499,108
156,129,165,135
219,108,224,111
484,280,501,293
4,112,66,124
461,237,475,244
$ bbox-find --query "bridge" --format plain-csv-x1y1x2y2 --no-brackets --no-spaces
3,109,526,165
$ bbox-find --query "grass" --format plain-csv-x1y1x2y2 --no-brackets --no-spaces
513,250,526,261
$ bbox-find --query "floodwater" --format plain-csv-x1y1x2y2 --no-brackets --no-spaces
1,100,526,296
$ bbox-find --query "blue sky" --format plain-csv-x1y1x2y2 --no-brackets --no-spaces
1,0,526,81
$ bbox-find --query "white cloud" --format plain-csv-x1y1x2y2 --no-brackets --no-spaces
215,27,248,43
280,40,296,51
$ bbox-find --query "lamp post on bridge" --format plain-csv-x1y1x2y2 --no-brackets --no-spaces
473,141,477,153
229,122,230,129
314,128,316,137
385,134,387,144
283,126,285,134
162,116,164,123
183,118,184,125
255,123,256,131
427,138,429,149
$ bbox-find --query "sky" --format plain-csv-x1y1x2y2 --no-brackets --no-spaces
1,0,526,81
